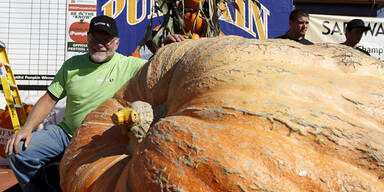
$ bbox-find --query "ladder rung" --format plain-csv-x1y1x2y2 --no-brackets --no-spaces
14,104,23,108
13,96,21,100
9,83,17,88
1,62,10,67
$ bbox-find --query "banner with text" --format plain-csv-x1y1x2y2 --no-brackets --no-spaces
306,14,384,61
97,0,292,56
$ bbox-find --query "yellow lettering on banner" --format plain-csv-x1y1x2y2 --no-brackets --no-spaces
147,0,163,19
235,0,246,29
99,0,270,37
219,0,270,38
219,2,233,22
248,2,269,39
102,0,126,18
128,0,147,25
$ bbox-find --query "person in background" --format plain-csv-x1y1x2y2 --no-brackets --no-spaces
5,15,147,192
341,19,371,56
277,9,314,45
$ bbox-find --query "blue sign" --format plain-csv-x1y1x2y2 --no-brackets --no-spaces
97,0,292,55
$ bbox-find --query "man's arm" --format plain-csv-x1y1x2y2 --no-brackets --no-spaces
161,34,188,47
5,92,59,155
147,34,188,54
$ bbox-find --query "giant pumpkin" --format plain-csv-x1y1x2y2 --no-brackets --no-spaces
60,36,384,191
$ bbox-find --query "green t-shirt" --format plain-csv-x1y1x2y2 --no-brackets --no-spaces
48,52,146,137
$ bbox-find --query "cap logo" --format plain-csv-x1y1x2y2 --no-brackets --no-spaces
94,22,109,28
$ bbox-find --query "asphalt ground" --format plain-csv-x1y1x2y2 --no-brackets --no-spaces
0,165,21,191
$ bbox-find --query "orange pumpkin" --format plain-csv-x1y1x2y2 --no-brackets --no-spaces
186,32,200,39
61,36,384,191
184,0,202,10
129,52,141,58
0,103,33,158
184,11,203,33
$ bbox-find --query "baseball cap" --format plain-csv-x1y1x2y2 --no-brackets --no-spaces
88,15,118,37
346,19,370,32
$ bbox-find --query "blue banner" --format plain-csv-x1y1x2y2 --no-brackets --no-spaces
97,0,292,55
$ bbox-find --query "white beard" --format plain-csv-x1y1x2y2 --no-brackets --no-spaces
89,50,114,63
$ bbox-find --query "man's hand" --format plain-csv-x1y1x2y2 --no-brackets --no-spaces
161,34,188,47
5,128,33,155
4,92,58,155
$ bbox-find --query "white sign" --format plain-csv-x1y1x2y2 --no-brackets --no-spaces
307,14,384,61
66,0,97,59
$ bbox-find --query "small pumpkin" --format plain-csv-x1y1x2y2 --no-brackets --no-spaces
186,32,200,39
0,103,33,158
184,11,204,33
129,46,142,58
61,36,384,191
129,52,141,58
184,0,203,10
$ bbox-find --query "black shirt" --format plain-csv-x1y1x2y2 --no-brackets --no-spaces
277,34,314,45
340,43,371,56
356,47,370,56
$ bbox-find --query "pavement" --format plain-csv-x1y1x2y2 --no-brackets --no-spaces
0,165,21,191
0,162,60,192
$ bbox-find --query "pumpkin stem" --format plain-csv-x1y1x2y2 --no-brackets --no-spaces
112,101,153,153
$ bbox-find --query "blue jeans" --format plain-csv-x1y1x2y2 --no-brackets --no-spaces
7,124,70,192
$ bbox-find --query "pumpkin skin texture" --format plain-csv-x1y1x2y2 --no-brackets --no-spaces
61,36,384,192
